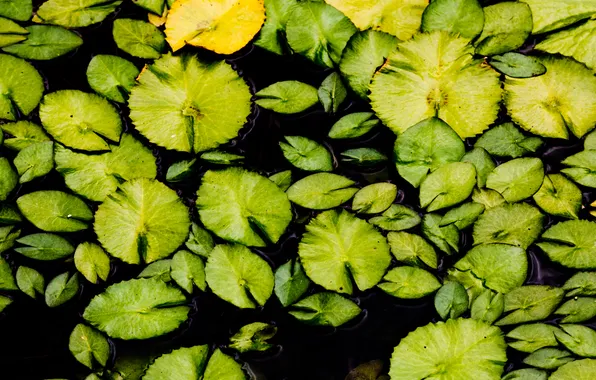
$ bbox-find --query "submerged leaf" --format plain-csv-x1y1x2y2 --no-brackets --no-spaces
289,292,361,327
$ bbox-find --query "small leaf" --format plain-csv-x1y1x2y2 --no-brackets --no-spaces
69,324,110,369
555,298,596,323
17,191,93,232
229,322,277,353
288,292,361,327
113,18,165,59
340,148,387,166
369,204,421,232
378,266,441,299
16,266,44,299
2,25,82,60
523,348,574,369
286,173,358,210
269,170,292,192
328,112,380,139
274,259,310,307
440,202,485,230
475,123,543,158
166,159,196,183
564,272,596,297
421,0,484,39
171,250,206,293
474,2,533,56
87,55,140,103
36,0,121,28
352,183,397,214
138,260,172,282
502,369,547,380
434,282,469,320
254,81,319,114
473,203,544,249
422,213,459,255
490,53,547,78
45,272,79,307
555,324,596,358
74,242,110,284
496,286,564,326
0,121,50,151
254,0,295,55
185,223,214,258
461,147,495,188
0,225,20,255
15,233,74,260
0,295,12,312
13,141,54,183
533,174,582,219
0,256,16,290
419,162,476,212
200,150,244,165
537,220,596,269
471,188,506,209
562,150,596,188
318,72,347,113
387,232,437,269
0,157,17,201
280,136,333,172
471,289,504,325
507,323,562,353
486,157,545,203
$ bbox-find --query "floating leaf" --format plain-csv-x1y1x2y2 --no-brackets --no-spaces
254,0,296,55
561,150,596,188
471,289,504,325
36,0,121,28
205,244,274,308
200,150,243,165
196,168,291,247
171,250,206,293
17,191,93,232
440,202,485,230
142,345,209,380
318,72,347,113
83,278,189,340
255,81,319,114
564,272,596,297
133,0,166,15
549,359,596,380
461,147,495,188
421,0,484,39
475,2,533,56
45,272,79,307
340,148,387,166
69,324,110,369
274,259,310,307
523,348,574,369
0,256,15,290
389,318,507,380
129,54,251,153
95,178,190,264
378,266,440,299
419,162,476,212
536,19,596,71
14,141,53,183
87,55,140,103
519,0,596,34
555,298,596,323
473,203,544,249
352,183,397,214
472,188,506,209
0,204,21,225
490,53,547,78
328,112,379,139
230,322,277,353
74,242,110,284
269,170,292,192
1,121,50,151
16,266,44,299
387,232,437,268
502,369,548,380
555,324,596,358
286,173,358,210
422,213,459,255
537,220,596,269
0,295,11,312
369,205,421,232
2,25,83,60
0,158,17,201
0,53,44,122
0,225,20,254
0,0,32,21
434,282,469,320
533,174,582,219
298,209,391,294
15,233,74,260
475,123,543,158
486,158,544,203
496,285,564,326
280,136,333,172
288,292,361,327
185,223,214,258
202,348,245,380
138,260,171,282
507,323,561,353
113,19,165,59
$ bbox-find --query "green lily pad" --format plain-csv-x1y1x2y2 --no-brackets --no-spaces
461,148,495,188
280,136,332,172
129,53,251,153
475,123,543,158
496,285,564,326
421,0,484,39
17,191,93,232
1,121,50,151
389,318,507,380
45,272,79,307
2,25,83,60
255,81,319,114
502,368,547,380
370,31,502,139
15,233,74,260
393,117,465,188
74,242,110,284
200,150,243,165
39,90,122,151
0,225,20,254
419,162,476,212
87,55,140,103
69,324,110,369
328,112,380,139
0,204,21,225
138,260,171,282
0,295,11,312
440,202,485,230
142,345,209,380
473,203,543,249
203,348,245,380
36,0,121,28
490,53,547,78
555,298,596,323
286,2,356,68
472,188,506,209
561,150,596,188
339,30,398,100
434,282,469,320
0,158,17,201
352,183,397,214
185,223,214,258
318,72,347,113
274,258,310,307
170,250,206,293
378,266,440,299
0,256,15,290
0,0,32,21
254,0,295,55
0,53,44,121
537,220,596,269
83,278,189,340
166,159,196,183
564,272,596,297
286,173,358,210
16,266,44,299
269,170,292,192
230,322,277,353
422,213,459,255
196,168,291,247
507,323,561,353
387,232,437,269
486,158,545,203
549,359,596,380
369,204,421,232
536,19,596,71
523,348,574,369
341,148,388,166
475,2,533,56
0,16,27,48
504,56,596,139
14,141,53,183
471,289,504,324
132,0,166,14
288,292,361,327
95,178,190,264
555,324,596,358
205,244,274,309
113,19,165,59
533,174,582,219
520,0,596,34
298,209,391,294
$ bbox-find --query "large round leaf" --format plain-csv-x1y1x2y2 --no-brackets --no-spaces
370,31,502,139
128,53,251,153
83,278,189,340
94,178,190,264
298,209,391,294
389,318,507,380
17,191,93,232
0,53,44,121
196,168,292,247
473,203,544,249
537,220,596,269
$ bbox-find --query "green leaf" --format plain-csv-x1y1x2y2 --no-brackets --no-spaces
269,170,292,192
17,191,93,232
0,17,27,47
370,32,502,139
15,233,74,260
586,131,596,150
36,0,121,28
286,2,356,68
185,223,214,258
229,322,277,353
318,72,347,113
328,112,379,139
471,289,504,325
369,204,421,232
0,225,20,254
74,242,110,284
537,220,596,269
475,123,543,159
504,56,596,139
2,25,83,60
555,324,596,357
507,323,561,353
461,147,495,188
452,244,527,294
132,0,166,15
440,202,485,230
0,0,32,21
286,173,358,210
352,183,397,214
340,148,387,166
196,168,291,246
254,0,296,55
45,272,79,307
203,349,245,380
289,292,360,327
378,266,440,299
0,204,21,225
421,0,484,39
205,244,274,308
16,266,44,299
0,295,11,312
502,368,548,380
83,278,189,340
533,174,582,219
473,203,544,249
0,157,17,201
387,231,437,269
345,360,384,380
142,345,209,380
419,162,476,212
549,359,596,380
389,318,507,380
393,117,465,188
339,30,398,100
523,348,574,369
564,272,596,297
475,2,533,56
69,324,110,369
280,136,333,172
298,209,391,294
0,256,16,290
129,54,251,153
562,150,596,188
472,188,506,209
138,260,171,282
171,250,206,293
14,141,54,183
113,19,165,59
39,90,122,151
274,259,310,307
0,54,44,121
555,298,596,323
490,53,547,78
496,286,564,326
87,55,140,103
255,81,319,114
519,0,596,34
434,282,469,320
422,213,459,255
1,121,50,151
486,158,544,203
536,19,596,71
200,150,244,165
95,178,190,264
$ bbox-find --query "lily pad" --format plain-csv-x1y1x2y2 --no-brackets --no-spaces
298,209,391,294
0,158,17,201
369,204,421,232
434,282,469,320
202,348,245,380
536,19,596,71
352,183,397,214
555,298,596,323
475,2,533,56
95,178,190,264
378,266,440,299
255,81,319,114
370,31,502,139
230,322,276,353
440,202,485,230
421,0,484,39
0,54,44,121
549,359,596,380
36,0,121,28
561,150,596,188
507,323,561,353
2,25,83,60
170,250,206,293
0,16,27,48
280,136,333,172
0,0,32,21
69,324,110,369
45,272,79,307
286,173,358,210
490,53,547,78
563,272,596,297
328,112,379,139
555,324,596,358
14,141,54,183
461,148,495,188
87,55,140,103
15,233,74,261
269,170,292,192
537,220,596,269
523,348,574,369
533,174,582,219
274,259,310,307
254,0,295,55
0,204,21,225
473,203,543,249
502,369,548,380
74,242,110,284
142,345,209,380
137,260,171,282
288,292,361,327
387,232,437,268
486,158,544,203
341,148,387,166
166,159,196,183
0,121,50,151
113,19,165,59
475,123,543,158
0,225,20,254
0,256,15,290
17,191,93,232
419,162,476,212
129,54,251,153
16,266,44,299
520,0,596,34
471,289,504,324
422,213,459,255
472,188,506,209
185,223,214,258
496,285,564,326
318,72,347,113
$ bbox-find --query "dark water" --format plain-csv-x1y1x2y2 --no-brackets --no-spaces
0,2,595,380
